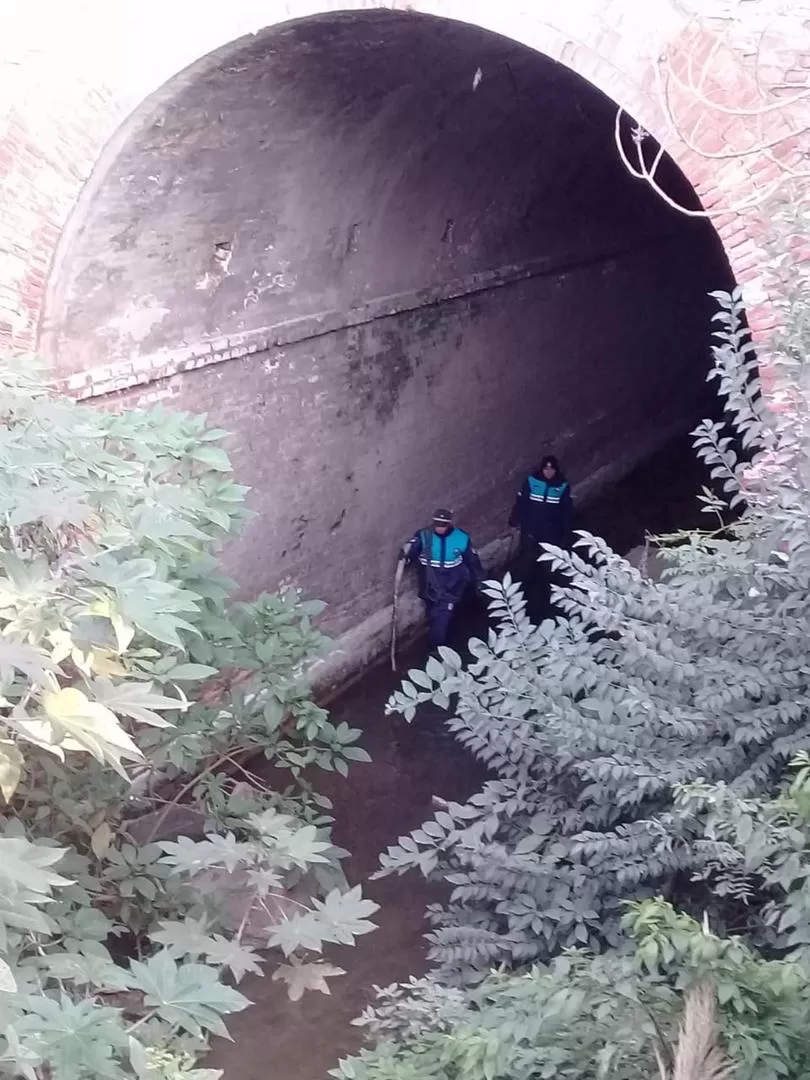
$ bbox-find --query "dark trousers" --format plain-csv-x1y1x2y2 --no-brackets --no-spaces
425,598,456,648
514,536,561,624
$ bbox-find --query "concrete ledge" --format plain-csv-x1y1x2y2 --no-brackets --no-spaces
61,232,684,403
307,415,697,699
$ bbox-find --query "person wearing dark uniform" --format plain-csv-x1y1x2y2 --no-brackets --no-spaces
400,508,483,648
508,455,573,621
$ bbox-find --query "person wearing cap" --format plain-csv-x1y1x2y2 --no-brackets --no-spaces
508,455,573,621
399,508,483,649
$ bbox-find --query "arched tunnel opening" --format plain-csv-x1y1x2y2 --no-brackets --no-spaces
42,9,734,666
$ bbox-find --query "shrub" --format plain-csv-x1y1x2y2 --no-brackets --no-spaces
0,362,376,1080
377,194,810,981
336,760,810,1080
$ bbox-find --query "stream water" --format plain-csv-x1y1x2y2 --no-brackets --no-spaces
209,434,706,1080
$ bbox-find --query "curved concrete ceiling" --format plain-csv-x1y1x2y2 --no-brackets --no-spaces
45,10,707,372
44,10,732,649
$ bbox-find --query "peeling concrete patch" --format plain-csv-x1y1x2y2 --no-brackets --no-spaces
104,297,170,343
197,240,234,290
262,353,283,375
243,266,296,308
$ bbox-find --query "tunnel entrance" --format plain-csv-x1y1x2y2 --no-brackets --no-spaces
42,9,733,658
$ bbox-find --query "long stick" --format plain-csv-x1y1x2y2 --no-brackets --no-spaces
390,558,406,671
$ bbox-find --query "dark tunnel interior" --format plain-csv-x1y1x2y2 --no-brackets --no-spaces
43,9,734,639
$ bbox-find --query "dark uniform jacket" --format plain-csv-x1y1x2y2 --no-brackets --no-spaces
509,473,572,549
403,527,483,602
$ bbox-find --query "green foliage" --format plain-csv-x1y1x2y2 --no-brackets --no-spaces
0,360,376,1079
334,892,810,1080
338,193,810,1078
681,750,810,959
373,272,810,981
340,759,810,1079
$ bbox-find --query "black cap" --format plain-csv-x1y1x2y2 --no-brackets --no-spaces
432,508,454,525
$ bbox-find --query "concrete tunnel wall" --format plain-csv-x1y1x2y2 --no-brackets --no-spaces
42,11,733,683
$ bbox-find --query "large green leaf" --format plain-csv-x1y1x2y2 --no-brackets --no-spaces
127,952,249,1039
268,886,378,956
153,920,263,982
10,994,125,1080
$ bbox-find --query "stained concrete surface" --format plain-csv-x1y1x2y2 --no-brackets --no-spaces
43,9,732,646
45,11,713,372
208,433,707,1080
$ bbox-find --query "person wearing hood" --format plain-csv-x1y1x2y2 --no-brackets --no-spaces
508,456,573,620
509,455,573,553
399,508,483,649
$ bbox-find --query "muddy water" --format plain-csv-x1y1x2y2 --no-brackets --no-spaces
209,435,706,1080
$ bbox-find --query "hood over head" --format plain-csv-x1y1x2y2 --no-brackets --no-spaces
533,455,566,482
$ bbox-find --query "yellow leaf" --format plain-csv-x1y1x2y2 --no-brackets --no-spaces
0,741,23,802
42,687,143,776
89,650,129,678
91,821,114,859
71,648,94,678
40,669,61,693
49,630,73,665
111,614,135,654
90,599,134,654
272,959,346,1001
8,719,64,761
0,957,16,993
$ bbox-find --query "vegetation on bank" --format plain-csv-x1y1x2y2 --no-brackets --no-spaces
3,195,810,1080
336,195,810,1078
0,362,376,1080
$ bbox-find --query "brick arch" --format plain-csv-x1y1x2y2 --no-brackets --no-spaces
1,0,799,356
5,0,798,684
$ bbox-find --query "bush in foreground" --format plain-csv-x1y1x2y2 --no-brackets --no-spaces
0,362,375,1080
